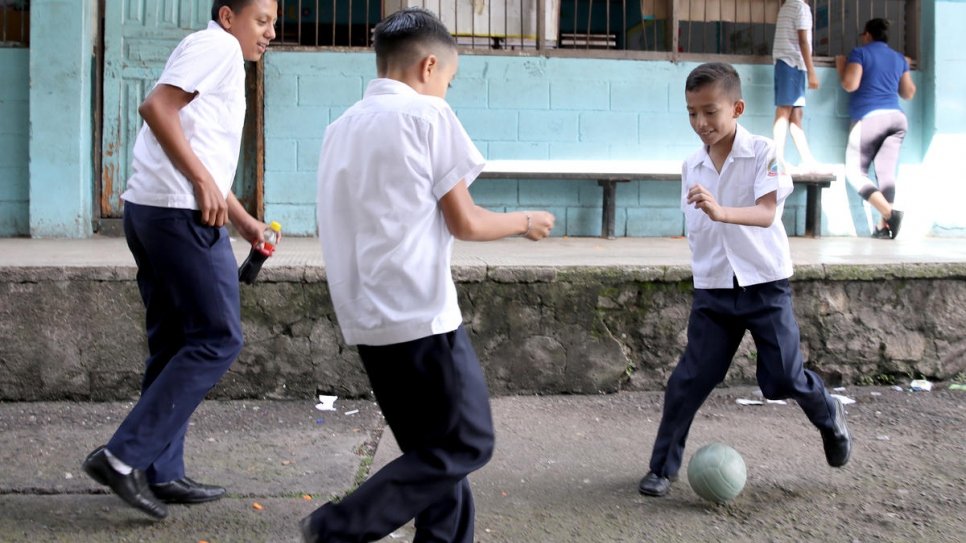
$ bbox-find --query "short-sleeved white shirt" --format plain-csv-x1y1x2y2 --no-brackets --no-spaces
317,79,486,346
122,21,246,210
773,0,812,70
682,124,794,289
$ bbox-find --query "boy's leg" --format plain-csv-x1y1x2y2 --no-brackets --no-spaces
743,278,852,468
106,203,243,477
647,289,744,480
774,60,810,166
302,326,494,543
788,107,817,166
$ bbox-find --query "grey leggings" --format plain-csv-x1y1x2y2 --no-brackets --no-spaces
845,110,908,202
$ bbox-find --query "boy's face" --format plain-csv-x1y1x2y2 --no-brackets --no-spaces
685,83,744,149
221,0,278,62
425,48,459,99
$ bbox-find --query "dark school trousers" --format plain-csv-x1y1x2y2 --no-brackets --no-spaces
648,278,836,478
107,201,243,484
304,326,495,543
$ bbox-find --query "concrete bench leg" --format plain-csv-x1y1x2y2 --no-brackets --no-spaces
598,179,627,240
805,185,822,237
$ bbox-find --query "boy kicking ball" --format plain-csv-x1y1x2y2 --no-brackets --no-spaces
639,62,852,498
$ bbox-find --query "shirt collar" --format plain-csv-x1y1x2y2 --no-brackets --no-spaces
207,21,224,32
686,123,754,172
365,78,420,98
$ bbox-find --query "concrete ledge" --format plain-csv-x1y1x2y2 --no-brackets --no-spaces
2,260,965,401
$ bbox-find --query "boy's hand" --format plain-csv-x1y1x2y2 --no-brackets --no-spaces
687,184,726,222
524,211,555,241
807,72,820,90
194,177,229,227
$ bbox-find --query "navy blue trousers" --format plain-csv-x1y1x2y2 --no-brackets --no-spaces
107,201,243,484
304,326,495,543
648,279,835,478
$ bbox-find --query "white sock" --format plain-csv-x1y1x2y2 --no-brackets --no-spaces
104,449,133,475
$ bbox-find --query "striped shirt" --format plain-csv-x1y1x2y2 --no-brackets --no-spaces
772,0,812,70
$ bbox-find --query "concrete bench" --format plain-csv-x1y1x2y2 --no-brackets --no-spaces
478,159,834,239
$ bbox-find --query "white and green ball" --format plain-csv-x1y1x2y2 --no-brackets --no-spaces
687,443,747,504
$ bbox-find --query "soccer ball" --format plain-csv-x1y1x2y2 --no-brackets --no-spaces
687,442,747,504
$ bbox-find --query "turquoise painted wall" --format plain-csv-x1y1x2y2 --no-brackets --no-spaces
264,53,923,237
27,0,95,238
0,49,29,236
918,0,966,237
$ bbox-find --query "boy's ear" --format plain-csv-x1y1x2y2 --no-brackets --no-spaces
419,54,439,83
733,99,746,118
217,5,233,29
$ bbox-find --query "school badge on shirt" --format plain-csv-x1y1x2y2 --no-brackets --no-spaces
767,158,781,177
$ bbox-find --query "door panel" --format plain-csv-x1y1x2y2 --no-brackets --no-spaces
100,0,260,218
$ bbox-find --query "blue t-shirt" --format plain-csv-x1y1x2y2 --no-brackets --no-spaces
847,41,909,120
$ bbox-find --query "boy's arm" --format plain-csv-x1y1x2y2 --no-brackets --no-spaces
439,180,554,241
686,184,778,228
798,29,819,89
138,83,227,227
226,193,268,245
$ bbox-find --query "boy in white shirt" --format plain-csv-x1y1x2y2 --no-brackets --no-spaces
82,0,277,520
304,7,554,543
773,0,819,168
638,63,851,498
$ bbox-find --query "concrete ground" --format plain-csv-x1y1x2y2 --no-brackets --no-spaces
0,387,964,542
1,236,964,541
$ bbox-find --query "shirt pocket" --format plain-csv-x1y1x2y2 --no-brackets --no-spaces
684,204,711,234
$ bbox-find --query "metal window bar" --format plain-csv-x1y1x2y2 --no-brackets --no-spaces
1,0,30,47
269,1,916,62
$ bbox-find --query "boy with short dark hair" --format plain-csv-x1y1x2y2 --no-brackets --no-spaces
82,0,277,520
638,62,851,499
303,7,554,542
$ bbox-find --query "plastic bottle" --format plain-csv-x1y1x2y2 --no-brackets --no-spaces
238,221,281,285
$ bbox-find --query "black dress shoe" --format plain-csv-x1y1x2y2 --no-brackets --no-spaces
638,471,672,497
82,447,168,519
150,477,226,504
821,398,852,467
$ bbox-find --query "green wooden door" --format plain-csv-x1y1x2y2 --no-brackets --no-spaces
100,0,261,219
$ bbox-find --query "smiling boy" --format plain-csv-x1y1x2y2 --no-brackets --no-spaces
82,0,278,520
638,63,852,499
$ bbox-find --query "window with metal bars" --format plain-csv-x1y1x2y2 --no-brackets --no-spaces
273,0,918,62
0,0,29,46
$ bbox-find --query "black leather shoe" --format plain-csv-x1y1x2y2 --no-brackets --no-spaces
149,477,226,504
821,398,852,467
638,471,672,497
82,447,168,519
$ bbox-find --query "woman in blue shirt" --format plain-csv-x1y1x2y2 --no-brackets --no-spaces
836,18,916,239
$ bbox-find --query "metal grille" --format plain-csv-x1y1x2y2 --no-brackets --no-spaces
0,0,29,46
273,0,918,61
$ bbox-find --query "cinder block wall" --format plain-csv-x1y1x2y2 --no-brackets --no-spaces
0,49,29,237
263,53,924,237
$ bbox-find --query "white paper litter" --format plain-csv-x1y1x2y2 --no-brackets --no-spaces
765,399,788,405
831,393,856,405
910,379,932,391
736,399,763,406
344,409,359,416
315,395,338,411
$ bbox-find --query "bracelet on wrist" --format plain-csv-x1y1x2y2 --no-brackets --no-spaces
521,213,532,237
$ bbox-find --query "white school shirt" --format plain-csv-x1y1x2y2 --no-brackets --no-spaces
773,0,812,71
682,124,794,289
122,21,246,210
316,79,486,346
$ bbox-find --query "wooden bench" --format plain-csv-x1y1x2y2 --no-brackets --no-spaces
478,159,834,239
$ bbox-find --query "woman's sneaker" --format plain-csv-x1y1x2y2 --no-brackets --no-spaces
886,210,904,239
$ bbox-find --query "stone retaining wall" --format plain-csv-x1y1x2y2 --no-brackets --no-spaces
1,263,964,401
